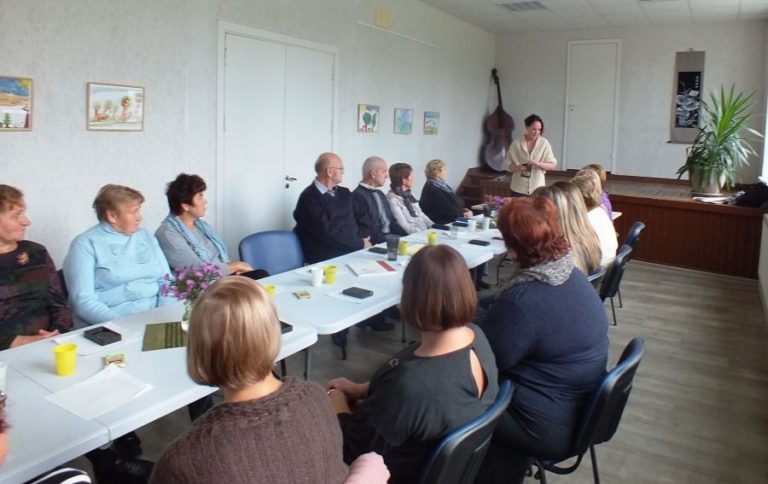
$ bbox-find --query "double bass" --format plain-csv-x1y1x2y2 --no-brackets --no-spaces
483,68,514,172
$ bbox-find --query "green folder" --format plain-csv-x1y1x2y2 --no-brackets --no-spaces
142,321,187,351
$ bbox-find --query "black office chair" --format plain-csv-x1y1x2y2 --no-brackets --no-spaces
418,379,514,484
586,265,606,291
617,221,645,308
599,244,632,326
535,337,646,484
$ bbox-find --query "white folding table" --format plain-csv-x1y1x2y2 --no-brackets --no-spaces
0,302,317,482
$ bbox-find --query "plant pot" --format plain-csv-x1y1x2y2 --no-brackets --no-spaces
689,170,726,196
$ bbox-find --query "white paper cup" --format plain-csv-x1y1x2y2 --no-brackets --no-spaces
482,216,491,231
311,267,324,287
467,219,477,232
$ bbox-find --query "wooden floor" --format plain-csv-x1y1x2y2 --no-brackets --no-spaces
68,260,768,483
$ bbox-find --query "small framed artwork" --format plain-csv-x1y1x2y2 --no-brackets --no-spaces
357,104,380,133
393,108,413,135
0,76,33,131
424,111,439,135
87,82,144,131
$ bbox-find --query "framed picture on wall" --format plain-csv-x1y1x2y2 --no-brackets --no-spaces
0,75,33,131
424,111,439,135
393,107,413,134
87,82,144,131
357,104,380,133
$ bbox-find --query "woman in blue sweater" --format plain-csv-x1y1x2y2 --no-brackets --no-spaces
478,196,609,484
64,184,174,328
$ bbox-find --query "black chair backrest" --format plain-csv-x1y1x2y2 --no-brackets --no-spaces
57,269,68,299
622,221,646,253
586,265,606,291
418,379,514,484
599,244,632,301
570,337,646,455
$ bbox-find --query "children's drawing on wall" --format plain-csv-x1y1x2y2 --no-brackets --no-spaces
675,72,701,128
358,104,379,133
87,83,144,131
0,76,32,131
424,111,439,135
393,108,413,135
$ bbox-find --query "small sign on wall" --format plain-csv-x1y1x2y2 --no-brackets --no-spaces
0,75,32,131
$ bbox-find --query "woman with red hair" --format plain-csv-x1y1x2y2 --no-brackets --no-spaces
478,196,609,484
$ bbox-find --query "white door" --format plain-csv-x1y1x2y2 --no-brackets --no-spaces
219,30,335,255
563,40,620,171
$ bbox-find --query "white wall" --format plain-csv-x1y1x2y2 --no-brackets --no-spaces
0,0,495,265
495,21,766,181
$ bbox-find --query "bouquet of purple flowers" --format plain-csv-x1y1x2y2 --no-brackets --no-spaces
484,195,509,213
161,262,223,309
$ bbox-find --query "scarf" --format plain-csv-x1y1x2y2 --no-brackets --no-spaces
428,178,454,194
392,186,419,217
163,214,230,264
501,251,575,291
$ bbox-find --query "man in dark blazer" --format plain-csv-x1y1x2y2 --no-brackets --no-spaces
352,156,407,244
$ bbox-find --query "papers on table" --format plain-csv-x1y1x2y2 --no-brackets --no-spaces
53,323,137,356
45,365,153,420
347,260,398,277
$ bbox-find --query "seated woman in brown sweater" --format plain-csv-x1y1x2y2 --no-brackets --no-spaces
149,276,349,484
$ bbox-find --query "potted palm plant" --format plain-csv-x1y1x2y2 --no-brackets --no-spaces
676,86,761,196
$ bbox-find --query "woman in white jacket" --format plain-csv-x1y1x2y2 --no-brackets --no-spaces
386,163,433,234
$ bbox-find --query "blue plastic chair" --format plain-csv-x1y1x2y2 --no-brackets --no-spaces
535,337,646,484
238,230,304,275
418,379,514,484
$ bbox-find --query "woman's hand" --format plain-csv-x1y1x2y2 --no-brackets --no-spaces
11,329,60,348
327,377,369,401
228,261,253,275
510,163,526,174
462,209,473,218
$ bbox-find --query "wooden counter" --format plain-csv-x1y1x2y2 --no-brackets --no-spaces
457,168,765,278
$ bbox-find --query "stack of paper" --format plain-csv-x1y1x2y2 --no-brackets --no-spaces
347,260,398,277
45,365,153,420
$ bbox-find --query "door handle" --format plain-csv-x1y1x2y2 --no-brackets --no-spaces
285,176,297,182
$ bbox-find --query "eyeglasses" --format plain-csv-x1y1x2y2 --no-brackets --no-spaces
329,166,345,171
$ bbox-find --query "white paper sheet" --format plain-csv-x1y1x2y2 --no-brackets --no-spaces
44,365,152,420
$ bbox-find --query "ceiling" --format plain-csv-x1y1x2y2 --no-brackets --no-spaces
419,0,768,35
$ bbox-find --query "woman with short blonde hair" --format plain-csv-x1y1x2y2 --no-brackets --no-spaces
64,184,173,328
187,277,279,388
420,159,472,225
151,276,350,484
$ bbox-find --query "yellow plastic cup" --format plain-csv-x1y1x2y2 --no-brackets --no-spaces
427,231,437,246
324,265,337,284
53,343,78,376
263,284,276,297
398,240,409,256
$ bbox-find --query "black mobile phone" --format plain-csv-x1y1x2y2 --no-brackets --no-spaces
368,246,388,255
432,224,450,231
280,322,293,334
342,287,374,299
453,220,469,227
83,326,122,346
468,239,491,246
